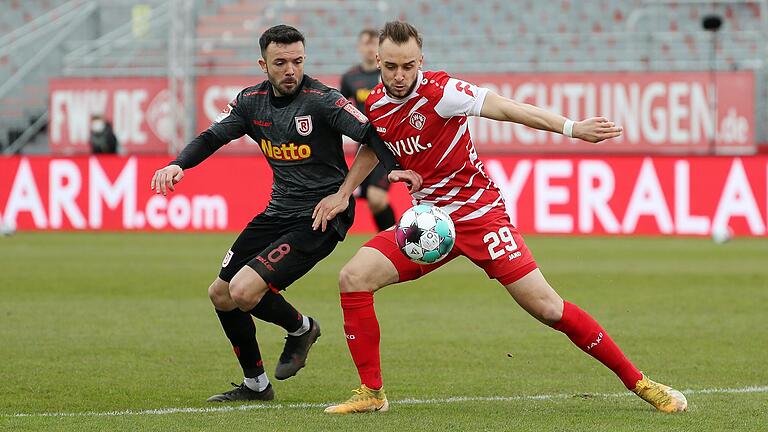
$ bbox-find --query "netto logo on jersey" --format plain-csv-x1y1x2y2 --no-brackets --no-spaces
260,139,311,161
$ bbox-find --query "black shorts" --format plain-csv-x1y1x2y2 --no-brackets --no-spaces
218,213,340,290
357,163,390,199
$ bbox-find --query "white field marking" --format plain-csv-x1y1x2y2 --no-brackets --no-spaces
6,385,767,418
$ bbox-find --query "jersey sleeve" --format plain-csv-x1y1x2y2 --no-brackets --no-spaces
206,89,248,142
433,76,489,119
170,89,251,169
320,89,370,142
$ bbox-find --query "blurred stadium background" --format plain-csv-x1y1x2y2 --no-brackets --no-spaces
1,0,767,237
0,0,767,154
1,2,767,429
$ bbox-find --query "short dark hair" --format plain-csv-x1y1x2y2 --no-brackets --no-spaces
379,21,422,49
259,25,305,57
358,28,378,41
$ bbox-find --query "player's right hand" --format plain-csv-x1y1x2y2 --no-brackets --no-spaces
312,191,349,232
388,169,423,193
150,164,184,196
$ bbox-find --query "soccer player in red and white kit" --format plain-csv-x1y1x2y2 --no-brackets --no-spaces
314,21,687,414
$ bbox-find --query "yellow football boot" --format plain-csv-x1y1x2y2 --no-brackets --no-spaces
632,374,688,413
324,385,389,414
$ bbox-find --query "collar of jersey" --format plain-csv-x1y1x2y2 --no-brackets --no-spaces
268,75,307,108
381,70,424,105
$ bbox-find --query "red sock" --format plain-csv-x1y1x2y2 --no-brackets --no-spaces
340,291,382,390
552,301,643,389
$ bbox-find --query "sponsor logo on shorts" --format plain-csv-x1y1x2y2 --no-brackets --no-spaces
508,251,522,260
256,255,275,272
376,126,387,133
222,250,234,268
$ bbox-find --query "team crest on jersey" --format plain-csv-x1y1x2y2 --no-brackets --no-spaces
410,112,426,131
294,115,313,136
222,250,234,268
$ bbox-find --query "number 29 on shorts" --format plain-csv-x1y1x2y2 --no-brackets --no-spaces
483,227,518,260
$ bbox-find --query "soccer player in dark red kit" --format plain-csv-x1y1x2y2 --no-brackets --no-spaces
315,21,688,414
340,28,398,231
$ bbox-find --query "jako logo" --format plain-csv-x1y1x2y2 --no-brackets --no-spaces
260,139,311,161
586,332,603,351
345,334,356,340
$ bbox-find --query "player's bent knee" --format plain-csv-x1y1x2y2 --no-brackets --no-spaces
228,281,256,309
339,264,375,293
368,198,387,214
540,301,564,325
208,279,236,310
227,266,270,309
366,188,389,213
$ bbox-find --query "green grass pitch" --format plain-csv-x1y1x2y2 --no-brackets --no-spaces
0,232,766,431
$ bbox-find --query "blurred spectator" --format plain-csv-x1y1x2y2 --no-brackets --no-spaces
89,114,118,154
339,28,397,231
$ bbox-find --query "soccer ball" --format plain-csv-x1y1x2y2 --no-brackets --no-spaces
395,204,455,264
711,225,733,244
0,217,15,237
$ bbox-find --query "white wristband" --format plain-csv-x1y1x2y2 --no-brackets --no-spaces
563,119,575,138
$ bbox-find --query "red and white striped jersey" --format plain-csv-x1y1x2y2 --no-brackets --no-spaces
365,70,504,222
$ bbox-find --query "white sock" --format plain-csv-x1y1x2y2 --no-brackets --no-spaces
244,372,269,392
288,315,310,336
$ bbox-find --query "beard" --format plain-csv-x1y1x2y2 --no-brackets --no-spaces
270,75,301,97
383,77,418,99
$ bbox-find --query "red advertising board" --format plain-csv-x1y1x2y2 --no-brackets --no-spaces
1,155,766,237
49,78,170,155
49,71,755,156
463,71,755,155
194,71,755,155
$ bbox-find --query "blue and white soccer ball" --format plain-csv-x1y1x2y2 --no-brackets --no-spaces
395,204,455,264
0,216,15,237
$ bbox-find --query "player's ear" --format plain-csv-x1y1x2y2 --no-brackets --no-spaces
375,53,381,69
418,54,424,69
258,57,267,74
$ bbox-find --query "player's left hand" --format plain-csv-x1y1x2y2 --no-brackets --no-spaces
312,191,349,232
573,117,623,143
388,169,423,193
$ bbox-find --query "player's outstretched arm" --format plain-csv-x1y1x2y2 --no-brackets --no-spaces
151,88,248,195
479,91,623,143
311,145,422,232
150,129,230,196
